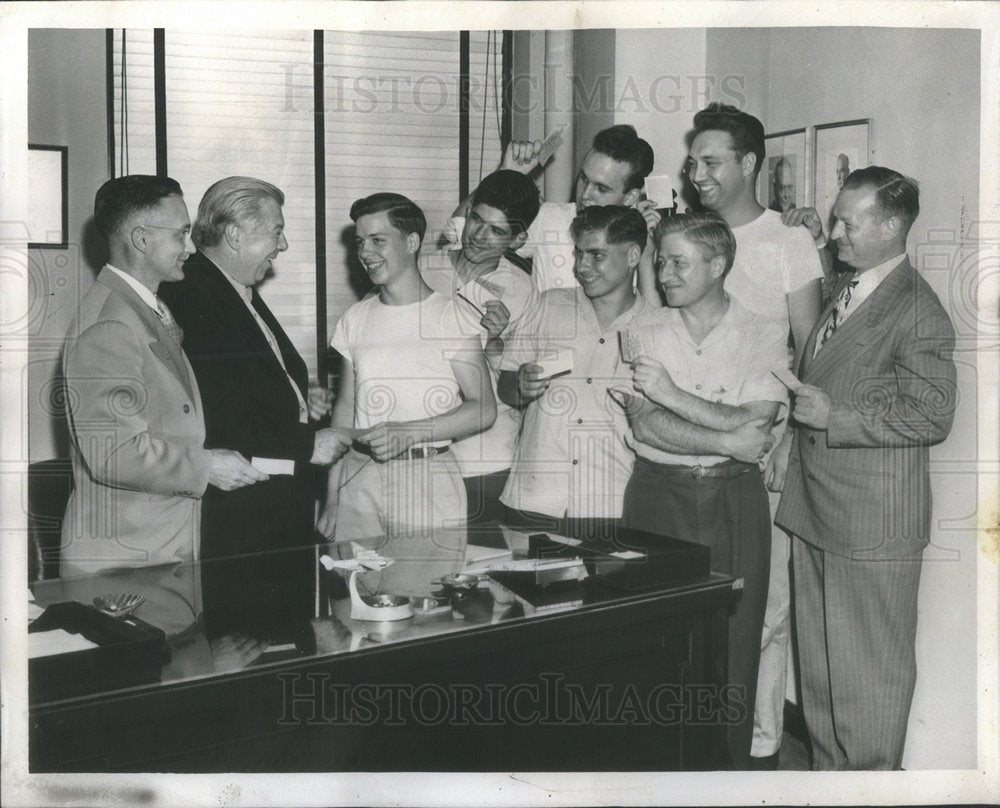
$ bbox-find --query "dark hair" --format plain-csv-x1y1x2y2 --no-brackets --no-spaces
349,192,426,243
591,124,655,192
94,175,183,238
194,176,284,248
470,170,541,236
570,205,648,253
655,211,737,276
841,165,920,229
692,102,766,179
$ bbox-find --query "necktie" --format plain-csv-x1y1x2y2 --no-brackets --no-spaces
155,296,185,346
814,277,859,356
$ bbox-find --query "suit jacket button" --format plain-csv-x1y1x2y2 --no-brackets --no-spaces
183,404,190,413
808,435,816,445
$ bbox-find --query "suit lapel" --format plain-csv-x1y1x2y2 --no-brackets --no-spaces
196,256,307,395
96,268,197,396
803,260,913,382
251,290,308,395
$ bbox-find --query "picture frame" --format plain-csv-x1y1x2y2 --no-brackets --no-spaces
27,143,68,249
813,119,871,229
757,128,808,217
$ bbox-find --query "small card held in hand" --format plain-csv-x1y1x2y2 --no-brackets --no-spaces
771,367,803,392
535,348,573,379
618,328,647,363
251,457,295,476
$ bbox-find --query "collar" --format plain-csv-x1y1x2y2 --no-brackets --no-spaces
854,253,906,298
105,264,160,312
217,264,254,304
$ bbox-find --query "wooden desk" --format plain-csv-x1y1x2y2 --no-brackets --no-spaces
30,529,740,772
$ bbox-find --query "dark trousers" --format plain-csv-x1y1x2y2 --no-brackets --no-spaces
622,457,771,770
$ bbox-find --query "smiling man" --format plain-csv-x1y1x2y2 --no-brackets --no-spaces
61,175,267,575
419,170,541,531
497,205,658,526
617,211,787,769
160,176,353,631
776,167,957,770
498,124,658,293
318,192,495,543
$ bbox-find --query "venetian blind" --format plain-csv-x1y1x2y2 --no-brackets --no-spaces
113,29,504,376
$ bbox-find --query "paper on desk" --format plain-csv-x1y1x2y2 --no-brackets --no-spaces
29,629,99,658
251,457,295,475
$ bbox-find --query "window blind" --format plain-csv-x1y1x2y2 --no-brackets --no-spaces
113,29,504,377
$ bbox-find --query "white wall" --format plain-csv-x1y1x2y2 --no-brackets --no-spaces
707,26,981,770
27,29,109,463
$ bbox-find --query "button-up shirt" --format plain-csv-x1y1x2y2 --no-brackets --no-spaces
500,288,658,518
635,298,788,468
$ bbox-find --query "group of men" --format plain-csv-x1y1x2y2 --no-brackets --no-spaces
59,103,956,772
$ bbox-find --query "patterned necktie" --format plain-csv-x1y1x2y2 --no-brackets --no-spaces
155,296,185,346
814,277,859,356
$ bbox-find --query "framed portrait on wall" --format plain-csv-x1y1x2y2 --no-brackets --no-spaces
814,119,870,230
757,128,808,217
27,143,68,249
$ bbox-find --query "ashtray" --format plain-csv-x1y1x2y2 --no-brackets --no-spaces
348,572,414,622
434,573,480,591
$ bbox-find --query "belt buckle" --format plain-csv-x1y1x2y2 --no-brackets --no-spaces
423,446,438,459
690,465,706,479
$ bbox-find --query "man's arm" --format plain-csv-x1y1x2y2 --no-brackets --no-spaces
631,356,776,430
357,338,498,461
614,390,778,463
787,279,822,367
317,359,356,539
65,319,248,497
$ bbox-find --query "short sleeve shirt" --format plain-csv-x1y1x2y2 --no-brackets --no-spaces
330,292,467,432
725,208,824,330
500,289,658,519
515,201,579,293
634,299,788,467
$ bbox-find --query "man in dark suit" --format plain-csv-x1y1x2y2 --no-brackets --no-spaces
776,166,957,769
62,175,267,575
160,176,351,633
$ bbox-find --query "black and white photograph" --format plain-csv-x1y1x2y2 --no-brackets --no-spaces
814,118,870,234
1,2,998,807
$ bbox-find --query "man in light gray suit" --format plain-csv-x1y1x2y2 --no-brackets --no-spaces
776,166,957,769
61,175,266,575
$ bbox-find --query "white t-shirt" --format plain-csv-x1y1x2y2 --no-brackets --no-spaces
329,292,467,433
725,208,824,331
516,201,578,293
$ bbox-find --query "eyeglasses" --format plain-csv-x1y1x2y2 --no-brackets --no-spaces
136,223,192,237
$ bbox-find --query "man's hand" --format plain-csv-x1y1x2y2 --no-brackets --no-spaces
635,199,662,232
723,418,776,464
501,139,542,175
764,430,793,492
517,362,551,403
792,384,832,429
631,356,678,408
311,427,354,465
307,384,334,420
317,501,337,539
357,421,428,462
481,299,511,341
781,206,826,245
208,449,268,491
209,633,265,672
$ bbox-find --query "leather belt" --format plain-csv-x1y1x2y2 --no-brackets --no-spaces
638,457,756,479
353,442,449,461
